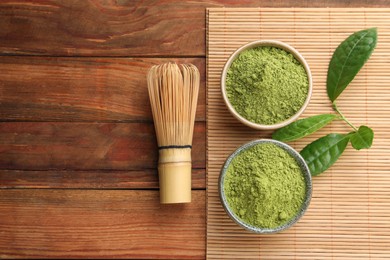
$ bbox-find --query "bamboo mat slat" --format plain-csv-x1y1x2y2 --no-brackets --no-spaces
206,8,390,259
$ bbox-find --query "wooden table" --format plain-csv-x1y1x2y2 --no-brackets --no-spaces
0,1,388,259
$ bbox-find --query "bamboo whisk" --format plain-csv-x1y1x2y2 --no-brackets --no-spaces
147,63,200,204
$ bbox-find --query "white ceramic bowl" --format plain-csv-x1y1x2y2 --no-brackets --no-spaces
221,40,313,130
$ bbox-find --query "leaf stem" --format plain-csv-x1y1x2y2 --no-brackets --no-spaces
332,102,358,131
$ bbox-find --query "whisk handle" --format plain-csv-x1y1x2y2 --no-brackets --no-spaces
158,148,192,204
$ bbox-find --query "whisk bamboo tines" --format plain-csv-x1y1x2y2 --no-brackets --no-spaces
147,62,200,204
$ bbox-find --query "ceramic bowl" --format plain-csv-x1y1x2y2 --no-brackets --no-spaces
219,139,312,234
221,40,313,130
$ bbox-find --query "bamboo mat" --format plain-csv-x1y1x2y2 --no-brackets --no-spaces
206,8,390,259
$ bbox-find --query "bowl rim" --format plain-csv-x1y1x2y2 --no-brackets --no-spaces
221,40,313,130
219,139,312,234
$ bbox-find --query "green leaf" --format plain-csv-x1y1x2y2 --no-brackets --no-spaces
300,133,350,176
272,114,337,142
327,28,377,102
350,125,374,150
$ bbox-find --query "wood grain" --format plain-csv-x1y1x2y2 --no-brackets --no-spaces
0,57,205,122
0,169,205,189
0,189,206,259
2,2,390,259
0,122,205,170
0,0,388,56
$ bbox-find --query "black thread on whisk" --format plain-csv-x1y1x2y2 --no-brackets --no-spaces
158,145,192,150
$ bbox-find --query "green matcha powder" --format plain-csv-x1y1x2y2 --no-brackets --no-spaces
226,46,309,125
223,143,306,229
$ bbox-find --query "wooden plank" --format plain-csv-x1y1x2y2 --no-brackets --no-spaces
0,57,205,122
0,0,386,56
0,169,206,189
0,189,206,259
0,122,205,170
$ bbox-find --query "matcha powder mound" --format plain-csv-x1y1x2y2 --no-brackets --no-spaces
223,142,306,229
226,46,309,125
